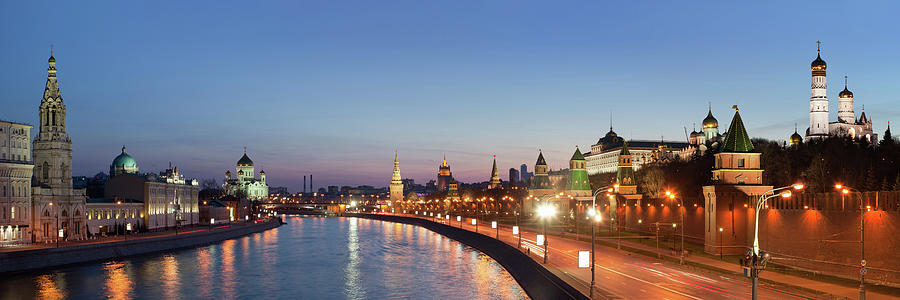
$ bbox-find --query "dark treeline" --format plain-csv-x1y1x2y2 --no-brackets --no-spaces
590,134,899,200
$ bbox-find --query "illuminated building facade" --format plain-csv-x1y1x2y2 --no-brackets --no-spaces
0,120,34,244
31,52,87,243
222,150,269,201
805,43,877,142
585,127,689,175
437,155,452,191
105,149,200,230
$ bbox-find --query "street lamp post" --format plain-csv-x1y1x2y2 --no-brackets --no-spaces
587,205,601,299
666,191,685,264
836,184,866,300
537,204,555,264
49,202,59,248
750,183,804,300
719,227,724,260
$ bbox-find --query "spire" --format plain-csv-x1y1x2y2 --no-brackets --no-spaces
489,155,501,188
886,121,892,141
570,146,585,161
392,150,401,181
535,150,547,166
441,154,448,167
620,140,631,155
721,106,754,152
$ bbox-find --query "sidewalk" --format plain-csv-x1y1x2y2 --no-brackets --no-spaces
0,220,264,253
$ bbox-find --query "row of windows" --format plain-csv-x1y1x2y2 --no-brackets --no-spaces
0,205,25,220
1,184,29,197
87,209,140,220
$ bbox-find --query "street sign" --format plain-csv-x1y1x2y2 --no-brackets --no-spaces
578,251,590,268
536,234,545,246
860,268,867,275
491,221,497,229
512,226,519,235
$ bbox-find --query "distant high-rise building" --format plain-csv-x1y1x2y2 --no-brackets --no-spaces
488,156,501,189
390,151,403,203
508,168,520,187
520,164,530,183
437,155,452,191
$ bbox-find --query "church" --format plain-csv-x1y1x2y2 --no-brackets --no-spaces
804,42,877,143
222,150,269,201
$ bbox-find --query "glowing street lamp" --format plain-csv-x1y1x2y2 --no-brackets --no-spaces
834,184,867,300
537,203,556,264
749,183,804,299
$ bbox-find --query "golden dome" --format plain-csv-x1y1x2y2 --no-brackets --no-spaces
702,109,718,128
811,53,826,70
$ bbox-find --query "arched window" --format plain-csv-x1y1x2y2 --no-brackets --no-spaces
42,162,49,182
61,210,68,217
44,210,50,217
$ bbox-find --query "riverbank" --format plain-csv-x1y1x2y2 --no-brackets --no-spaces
0,218,282,274
345,213,589,300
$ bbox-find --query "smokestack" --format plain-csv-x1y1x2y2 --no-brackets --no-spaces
303,176,307,193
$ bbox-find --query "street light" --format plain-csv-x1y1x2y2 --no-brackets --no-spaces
49,202,59,248
537,203,556,264
835,184,867,300
750,183,804,300
666,191,685,264
587,207,601,299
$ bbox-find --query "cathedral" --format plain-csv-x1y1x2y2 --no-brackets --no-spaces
222,150,269,201
31,51,88,243
804,42,877,143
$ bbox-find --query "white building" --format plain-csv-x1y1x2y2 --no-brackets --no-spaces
104,146,200,231
585,128,689,175
223,150,269,201
0,120,34,245
805,43,877,142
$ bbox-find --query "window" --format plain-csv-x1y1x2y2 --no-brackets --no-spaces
738,158,745,168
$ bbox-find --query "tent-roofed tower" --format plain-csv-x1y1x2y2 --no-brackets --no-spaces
614,141,637,194
702,106,772,256
390,151,404,203
567,147,590,194
488,155,502,189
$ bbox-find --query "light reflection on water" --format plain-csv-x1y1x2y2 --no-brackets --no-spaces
0,216,528,299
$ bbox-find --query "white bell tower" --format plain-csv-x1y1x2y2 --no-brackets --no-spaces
807,41,829,140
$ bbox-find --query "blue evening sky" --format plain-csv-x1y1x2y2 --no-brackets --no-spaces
1,1,898,191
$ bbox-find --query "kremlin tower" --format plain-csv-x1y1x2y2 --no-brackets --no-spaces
390,151,403,203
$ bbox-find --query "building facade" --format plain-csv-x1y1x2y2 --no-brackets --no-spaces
0,120,34,245
805,43,877,142
585,127,689,175
222,150,268,201
85,198,144,236
437,155,452,191
105,164,200,231
32,52,87,243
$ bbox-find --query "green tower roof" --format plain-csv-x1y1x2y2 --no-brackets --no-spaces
570,147,585,161
620,141,630,155
722,108,754,152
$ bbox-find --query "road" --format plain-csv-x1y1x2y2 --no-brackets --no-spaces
391,213,821,299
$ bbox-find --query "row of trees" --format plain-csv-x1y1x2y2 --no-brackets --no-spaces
589,134,900,200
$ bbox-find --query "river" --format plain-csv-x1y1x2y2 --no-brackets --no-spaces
0,216,527,299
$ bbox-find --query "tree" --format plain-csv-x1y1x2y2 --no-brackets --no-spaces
201,178,218,190
864,167,878,191
803,155,828,193
638,167,666,198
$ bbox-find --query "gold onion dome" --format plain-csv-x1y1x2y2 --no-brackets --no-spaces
839,77,853,98
790,131,803,144
702,109,718,128
811,53,826,70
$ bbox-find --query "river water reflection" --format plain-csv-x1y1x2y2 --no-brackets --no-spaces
1,216,527,299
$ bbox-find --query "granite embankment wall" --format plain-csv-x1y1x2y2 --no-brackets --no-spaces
0,219,282,274
348,213,589,300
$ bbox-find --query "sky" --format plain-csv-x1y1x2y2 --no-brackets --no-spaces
1,1,899,191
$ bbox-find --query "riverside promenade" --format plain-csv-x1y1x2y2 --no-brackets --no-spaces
376,212,897,300
0,218,282,274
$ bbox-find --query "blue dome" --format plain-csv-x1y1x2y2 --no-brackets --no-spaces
110,146,139,175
